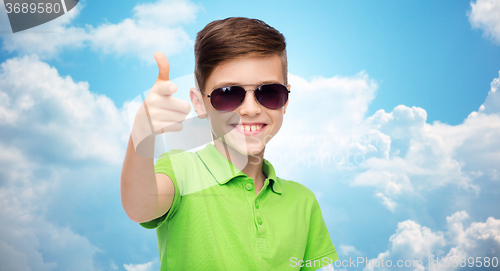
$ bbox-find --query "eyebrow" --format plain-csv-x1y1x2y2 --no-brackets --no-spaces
211,80,283,91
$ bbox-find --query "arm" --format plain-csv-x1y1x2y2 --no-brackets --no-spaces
120,134,175,223
301,197,339,271
120,52,190,223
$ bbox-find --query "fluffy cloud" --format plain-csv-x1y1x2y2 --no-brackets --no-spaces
0,55,128,165
1,0,201,62
0,55,129,269
266,71,382,175
478,71,500,114
354,104,486,210
268,69,500,212
88,0,201,62
0,190,101,271
364,211,500,271
468,0,500,44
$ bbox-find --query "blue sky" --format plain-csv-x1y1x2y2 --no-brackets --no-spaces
0,0,499,270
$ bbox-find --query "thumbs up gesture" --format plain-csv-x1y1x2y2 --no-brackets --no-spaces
131,52,192,157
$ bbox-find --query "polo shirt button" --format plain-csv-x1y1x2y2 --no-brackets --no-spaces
245,183,253,191
257,217,262,225
255,202,259,209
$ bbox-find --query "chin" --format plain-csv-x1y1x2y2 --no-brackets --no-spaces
216,129,264,156
229,141,265,156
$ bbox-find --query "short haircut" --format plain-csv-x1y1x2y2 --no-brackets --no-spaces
194,17,287,93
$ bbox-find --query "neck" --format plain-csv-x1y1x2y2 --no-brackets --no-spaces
213,139,266,192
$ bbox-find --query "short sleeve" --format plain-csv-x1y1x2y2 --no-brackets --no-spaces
301,199,339,271
139,150,183,229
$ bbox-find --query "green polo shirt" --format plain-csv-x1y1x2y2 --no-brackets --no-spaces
140,143,338,270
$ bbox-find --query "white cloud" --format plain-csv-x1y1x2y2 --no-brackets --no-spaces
285,72,378,133
364,211,500,271
132,0,200,25
1,0,202,62
468,0,500,44
266,71,381,175
0,55,128,165
478,71,500,114
339,244,362,256
268,70,500,212
432,211,500,270
0,55,130,269
0,158,102,271
89,0,201,62
374,192,397,212
124,260,158,271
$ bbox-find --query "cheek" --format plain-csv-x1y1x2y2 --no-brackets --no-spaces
271,111,284,128
207,111,238,138
208,112,223,130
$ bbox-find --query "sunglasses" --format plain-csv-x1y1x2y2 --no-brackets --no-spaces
201,83,290,112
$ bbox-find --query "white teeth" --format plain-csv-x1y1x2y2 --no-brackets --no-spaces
235,124,263,132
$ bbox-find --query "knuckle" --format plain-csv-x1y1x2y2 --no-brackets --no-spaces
145,92,161,106
181,101,191,113
169,83,178,93
162,81,176,93
147,106,160,117
157,83,170,94
175,113,187,122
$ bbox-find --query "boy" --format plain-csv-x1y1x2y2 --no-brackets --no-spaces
121,17,338,270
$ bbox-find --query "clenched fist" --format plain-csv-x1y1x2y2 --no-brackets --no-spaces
131,52,191,157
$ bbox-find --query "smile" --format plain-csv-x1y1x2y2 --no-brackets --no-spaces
230,123,267,135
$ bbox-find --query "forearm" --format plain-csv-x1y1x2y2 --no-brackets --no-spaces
120,52,186,223
120,134,161,223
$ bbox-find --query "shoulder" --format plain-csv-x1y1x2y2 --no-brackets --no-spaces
155,149,198,168
154,149,199,187
157,148,197,160
277,177,318,202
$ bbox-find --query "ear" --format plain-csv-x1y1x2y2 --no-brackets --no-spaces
283,84,291,115
190,87,207,119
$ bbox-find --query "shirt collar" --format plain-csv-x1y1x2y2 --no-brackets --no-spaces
262,158,282,194
196,144,282,195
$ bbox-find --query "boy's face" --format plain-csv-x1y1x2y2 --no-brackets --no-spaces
196,54,290,156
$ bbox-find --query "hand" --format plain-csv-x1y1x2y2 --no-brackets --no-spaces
131,52,191,157
145,52,191,133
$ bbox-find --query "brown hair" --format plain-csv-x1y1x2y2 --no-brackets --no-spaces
194,17,287,92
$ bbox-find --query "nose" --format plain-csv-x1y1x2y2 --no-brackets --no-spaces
237,89,261,116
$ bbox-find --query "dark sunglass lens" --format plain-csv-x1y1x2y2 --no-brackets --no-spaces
256,84,288,109
211,86,246,111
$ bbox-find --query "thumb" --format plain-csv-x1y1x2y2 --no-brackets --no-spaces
154,52,169,82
